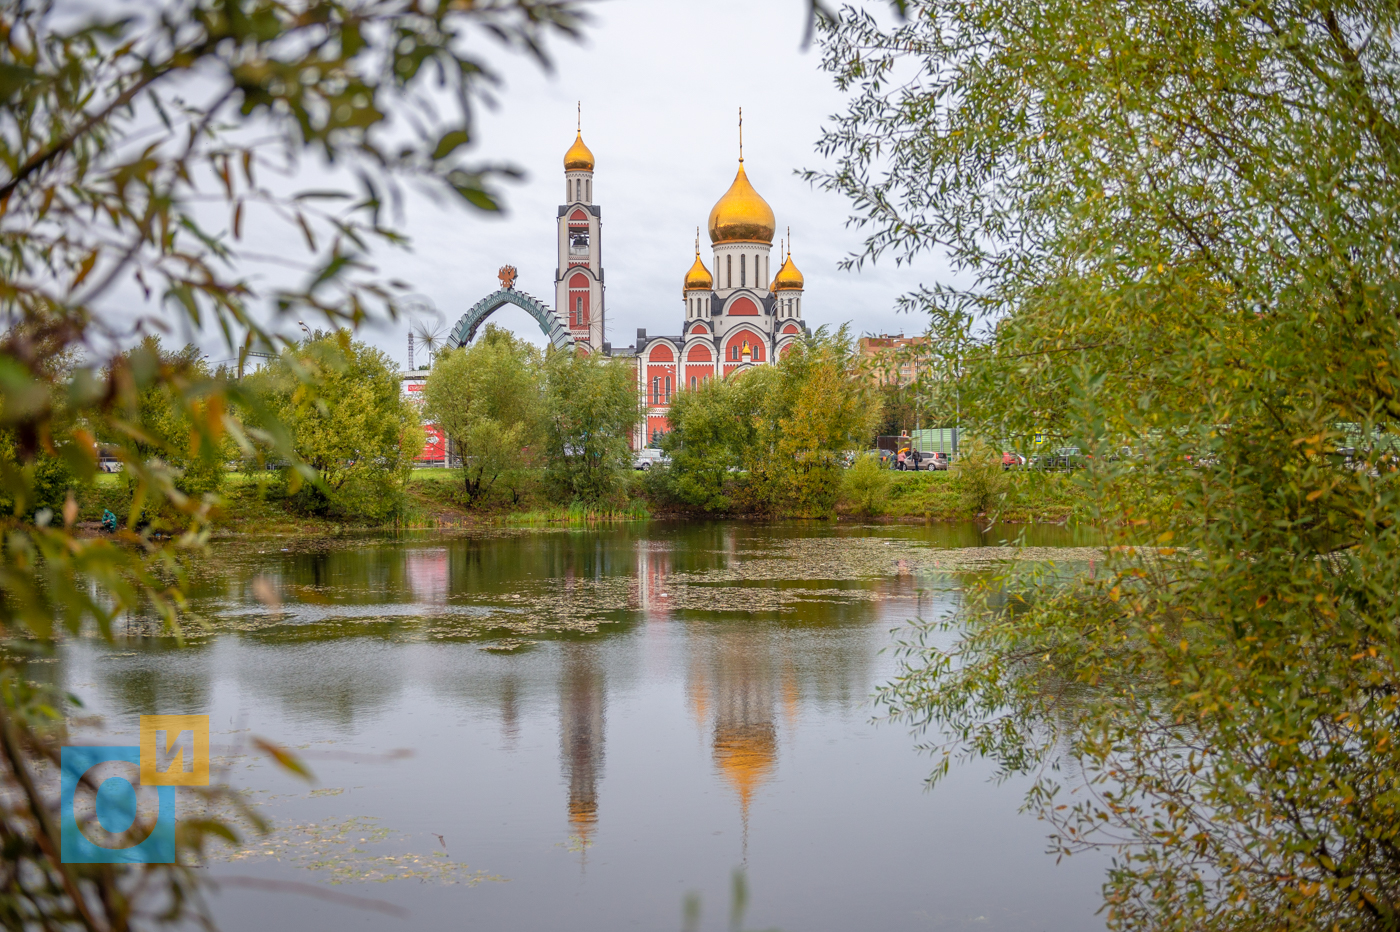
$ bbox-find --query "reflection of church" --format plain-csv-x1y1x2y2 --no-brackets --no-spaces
554,112,810,447
688,629,797,858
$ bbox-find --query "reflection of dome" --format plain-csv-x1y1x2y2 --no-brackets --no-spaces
569,797,598,840
713,722,777,815
772,253,803,291
708,162,775,245
564,132,595,171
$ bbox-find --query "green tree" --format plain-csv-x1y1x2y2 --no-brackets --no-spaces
423,325,542,506
247,332,422,520
663,327,878,517
659,376,748,512
0,345,83,520
817,2,1400,929
0,0,584,925
105,336,232,509
874,381,918,438
542,350,639,505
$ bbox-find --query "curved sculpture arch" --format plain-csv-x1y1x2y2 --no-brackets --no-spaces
448,288,574,351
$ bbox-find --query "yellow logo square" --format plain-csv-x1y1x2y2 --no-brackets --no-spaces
139,715,210,786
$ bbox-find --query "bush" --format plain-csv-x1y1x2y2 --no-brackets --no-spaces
951,438,1007,516
840,452,893,516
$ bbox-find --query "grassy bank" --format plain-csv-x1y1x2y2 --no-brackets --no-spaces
77,469,655,534
871,468,1089,524
74,464,1093,535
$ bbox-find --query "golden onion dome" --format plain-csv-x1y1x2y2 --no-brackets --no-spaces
771,253,804,291
684,229,712,291
564,132,595,172
684,254,713,292
708,162,775,245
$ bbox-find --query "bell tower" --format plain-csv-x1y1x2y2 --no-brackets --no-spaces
555,104,605,352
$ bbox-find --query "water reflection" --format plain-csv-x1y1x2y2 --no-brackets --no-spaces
560,643,606,846
692,628,779,857
47,522,1106,932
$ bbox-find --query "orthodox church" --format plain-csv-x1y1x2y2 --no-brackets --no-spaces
551,113,809,447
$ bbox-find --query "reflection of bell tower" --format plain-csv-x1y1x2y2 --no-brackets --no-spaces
555,103,605,352
559,643,606,848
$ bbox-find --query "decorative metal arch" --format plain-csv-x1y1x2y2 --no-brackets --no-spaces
447,288,574,351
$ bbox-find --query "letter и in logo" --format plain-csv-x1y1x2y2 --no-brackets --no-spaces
139,714,210,787
60,746,174,864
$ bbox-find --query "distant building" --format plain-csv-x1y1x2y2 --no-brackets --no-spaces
400,370,449,465
406,110,816,453
859,334,930,387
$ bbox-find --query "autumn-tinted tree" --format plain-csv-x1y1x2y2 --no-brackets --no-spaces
246,332,422,520
0,0,584,925
663,327,878,516
816,1,1400,928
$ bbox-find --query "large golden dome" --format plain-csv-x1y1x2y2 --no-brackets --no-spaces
564,132,594,171
708,162,775,245
772,253,804,291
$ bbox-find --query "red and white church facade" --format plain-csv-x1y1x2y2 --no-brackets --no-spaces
555,120,809,448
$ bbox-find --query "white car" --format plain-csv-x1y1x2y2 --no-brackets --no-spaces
633,448,667,470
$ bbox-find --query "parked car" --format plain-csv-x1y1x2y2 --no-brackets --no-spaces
1036,447,1084,470
633,448,667,470
865,449,895,468
926,451,949,470
1001,452,1024,470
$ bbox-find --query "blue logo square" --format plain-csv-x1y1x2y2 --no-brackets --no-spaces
61,746,175,864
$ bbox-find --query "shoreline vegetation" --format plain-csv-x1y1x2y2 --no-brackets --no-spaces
75,466,1091,536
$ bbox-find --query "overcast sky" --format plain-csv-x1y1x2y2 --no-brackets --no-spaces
192,0,955,368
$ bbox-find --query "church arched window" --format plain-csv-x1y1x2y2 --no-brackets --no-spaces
726,255,731,288
740,255,746,287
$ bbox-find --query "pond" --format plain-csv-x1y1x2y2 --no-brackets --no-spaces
46,521,1109,931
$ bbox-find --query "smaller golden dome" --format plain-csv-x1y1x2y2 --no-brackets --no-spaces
685,254,712,292
772,254,803,291
564,132,594,172
684,228,712,291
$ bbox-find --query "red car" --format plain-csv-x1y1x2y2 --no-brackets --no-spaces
1001,452,1025,469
